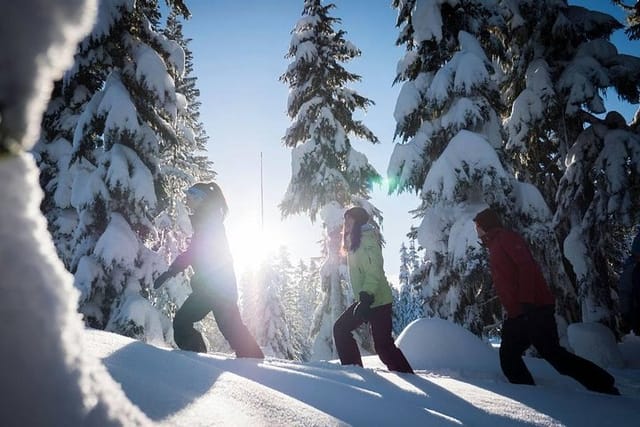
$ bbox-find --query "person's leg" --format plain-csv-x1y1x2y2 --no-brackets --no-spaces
173,292,211,353
528,306,618,394
368,304,414,373
211,299,264,359
619,264,635,332
500,316,535,385
333,302,365,367
631,265,640,335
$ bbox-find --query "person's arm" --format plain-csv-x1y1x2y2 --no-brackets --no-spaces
168,246,194,274
154,244,194,289
362,242,386,297
348,249,365,294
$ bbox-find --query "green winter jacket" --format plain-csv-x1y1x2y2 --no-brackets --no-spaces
346,226,393,308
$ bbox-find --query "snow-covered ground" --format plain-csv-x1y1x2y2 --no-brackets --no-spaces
84,318,640,426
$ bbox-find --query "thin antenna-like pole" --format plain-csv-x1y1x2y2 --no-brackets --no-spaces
260,152,264,230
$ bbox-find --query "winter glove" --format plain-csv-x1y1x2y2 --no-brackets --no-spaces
353,291,374,321
154,270,173,289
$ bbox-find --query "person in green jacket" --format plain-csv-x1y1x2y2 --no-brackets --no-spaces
333,206,414,373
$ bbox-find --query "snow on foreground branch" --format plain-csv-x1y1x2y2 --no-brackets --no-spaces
0,0,149,425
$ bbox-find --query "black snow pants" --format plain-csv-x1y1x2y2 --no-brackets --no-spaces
173,290,264,358
500,305,617,394
630,264,640,334
333,302,414,373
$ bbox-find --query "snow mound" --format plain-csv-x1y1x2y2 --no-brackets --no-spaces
568,322,624,369
396,318,500,375
619,334,640,369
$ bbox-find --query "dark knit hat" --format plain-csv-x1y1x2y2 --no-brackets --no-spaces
473,208,502,231
186,182,228,218
344,206,370,224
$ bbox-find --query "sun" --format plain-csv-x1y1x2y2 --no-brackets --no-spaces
226,218,279,276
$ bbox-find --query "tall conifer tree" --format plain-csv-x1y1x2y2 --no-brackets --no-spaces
388,0,577,333
35,81,85,269
250,261,297,359
280,0,380,359
152,9,215,327
555,112,640,328
389,0,513,333
502,1,640,330
37,0,199,340
393,241,424,336
613,1,640,40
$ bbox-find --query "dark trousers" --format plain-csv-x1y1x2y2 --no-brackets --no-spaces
631,265,640,334
333,302,414,373
173,291,264,358
500,305,615,393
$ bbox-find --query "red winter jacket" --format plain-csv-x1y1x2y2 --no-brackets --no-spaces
482,228,555,318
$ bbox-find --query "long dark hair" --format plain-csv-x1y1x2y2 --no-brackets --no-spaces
343,206,370,252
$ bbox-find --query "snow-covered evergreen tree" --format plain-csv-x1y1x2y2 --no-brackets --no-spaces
389,0,579,333
391,242,410,336
307,203,353,359
388,0,513,334
392,241,425,336
392,242,409,336
48,0,192,341
294,258,321,360
408,235,422,272
615,1,640,132
502,1,640,330
391,284,402,335
389,0,504,186
159,9,214,201
280,0,380,219
554,112,640,328
289,261,311,360
274,247,312,360
150,8,216,333
34,81,83,268
387,0,640,334
398,243,410,289
613,1,640,40
248,260,298,359
501,1,636,207
280,0,380,359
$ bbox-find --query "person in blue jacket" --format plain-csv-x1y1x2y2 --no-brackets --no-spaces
154,182,263,358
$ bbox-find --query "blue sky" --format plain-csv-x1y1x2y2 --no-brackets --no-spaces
180,1,639,280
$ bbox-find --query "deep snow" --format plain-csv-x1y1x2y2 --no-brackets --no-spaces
82,318,640,426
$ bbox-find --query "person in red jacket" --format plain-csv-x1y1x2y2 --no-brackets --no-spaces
154,182,263,358
473,208,619,395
